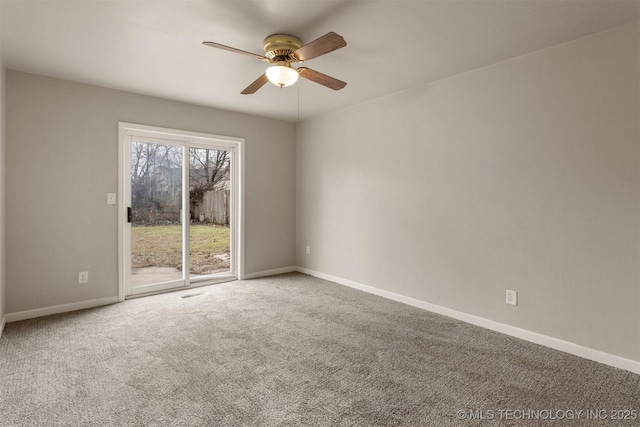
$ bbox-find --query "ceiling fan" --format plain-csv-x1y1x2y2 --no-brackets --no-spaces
202,32,347,95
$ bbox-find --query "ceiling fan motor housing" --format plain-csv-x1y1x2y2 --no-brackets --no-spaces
263,34,303,60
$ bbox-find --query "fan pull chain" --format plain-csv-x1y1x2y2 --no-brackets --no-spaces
297,81,300,125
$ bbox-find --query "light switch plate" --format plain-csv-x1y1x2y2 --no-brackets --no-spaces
107,193,116,205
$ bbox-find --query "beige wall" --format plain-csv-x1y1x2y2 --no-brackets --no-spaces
296,22,640,361
6,71,296,313
0,3,5,326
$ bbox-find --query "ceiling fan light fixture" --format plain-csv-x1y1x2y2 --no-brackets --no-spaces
266,65,299,88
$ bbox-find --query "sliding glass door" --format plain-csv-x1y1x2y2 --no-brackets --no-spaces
119,123,242,298
188,146,232,280
130,139,185,292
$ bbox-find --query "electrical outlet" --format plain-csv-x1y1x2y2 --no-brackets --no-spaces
306,245,311,255
78,271,89,284
506,289,517,306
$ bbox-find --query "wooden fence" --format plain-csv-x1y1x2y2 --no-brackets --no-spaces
191,189,230,225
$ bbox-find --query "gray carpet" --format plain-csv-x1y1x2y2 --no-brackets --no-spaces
1,273,639,426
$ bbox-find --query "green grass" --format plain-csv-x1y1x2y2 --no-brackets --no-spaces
131,224,230,274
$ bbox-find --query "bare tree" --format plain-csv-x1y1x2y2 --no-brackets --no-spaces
131,141,182,223
189,148,229,190
130,143,230,224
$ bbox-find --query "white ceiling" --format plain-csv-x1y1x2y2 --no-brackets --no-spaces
2,0,639,122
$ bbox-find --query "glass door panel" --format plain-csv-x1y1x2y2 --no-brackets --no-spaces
189,147,232,279
130,140,184,291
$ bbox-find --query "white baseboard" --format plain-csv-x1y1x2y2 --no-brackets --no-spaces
243,266,297,280
0,314,6,337
296,267,640,375
5,296,120,323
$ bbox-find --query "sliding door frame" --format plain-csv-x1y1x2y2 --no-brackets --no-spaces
117,122,245,301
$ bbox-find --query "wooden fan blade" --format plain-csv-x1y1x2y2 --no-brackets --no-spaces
298,67,346,91
202,41,269,62
241,73,269,95
292,32,346,61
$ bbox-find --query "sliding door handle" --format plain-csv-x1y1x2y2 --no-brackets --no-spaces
127,207,133,223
